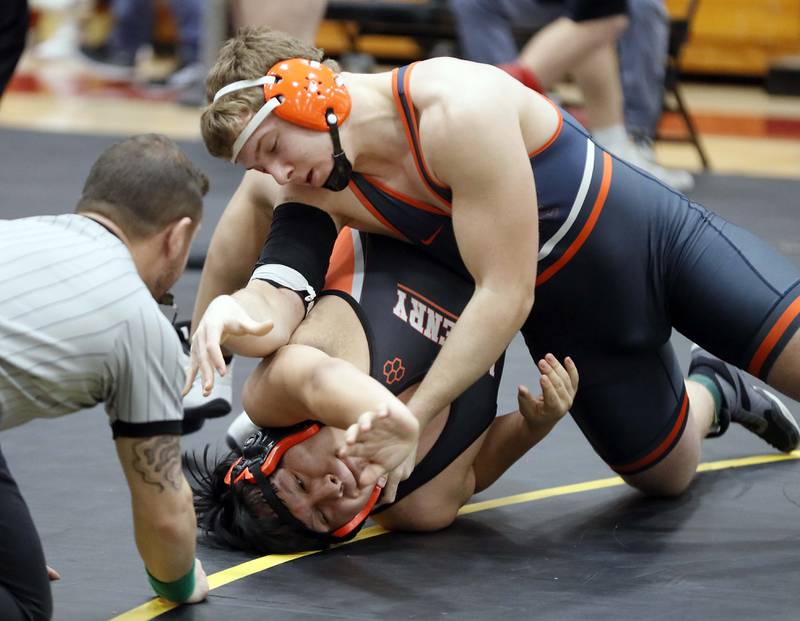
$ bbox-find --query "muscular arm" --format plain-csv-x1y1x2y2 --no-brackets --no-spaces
188,200,339,389
191,170,277,332
472,355,578,493
406,78,540,428
243,344,419,494
115,435,197,584
471,411,555,493
243,343,413,431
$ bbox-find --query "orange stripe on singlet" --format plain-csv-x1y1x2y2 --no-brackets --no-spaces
527,96,564,158
535,152,613,286
397,283,459,321
348,180,408,240
362,174,450,216
324,228,356,294
748,296,800,377
612,392,689,475
391,65,453,211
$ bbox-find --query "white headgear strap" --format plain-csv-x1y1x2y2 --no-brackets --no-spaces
213,75,282,163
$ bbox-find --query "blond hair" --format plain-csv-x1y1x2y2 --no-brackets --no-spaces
201,27,340,161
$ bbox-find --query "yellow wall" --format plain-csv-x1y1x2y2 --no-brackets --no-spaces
667,0,800,75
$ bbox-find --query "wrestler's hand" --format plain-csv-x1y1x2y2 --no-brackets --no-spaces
183,295,273,397
46,565,61,581
518,355,578,432
338,402,420,504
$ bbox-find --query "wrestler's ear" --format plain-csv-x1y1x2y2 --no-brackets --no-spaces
163,216,196,260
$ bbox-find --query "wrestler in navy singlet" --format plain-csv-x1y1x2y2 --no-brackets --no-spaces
340,63,800,474
321,228,505,508
260,63,800,476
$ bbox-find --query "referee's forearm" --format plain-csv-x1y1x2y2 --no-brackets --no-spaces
133,483,197,582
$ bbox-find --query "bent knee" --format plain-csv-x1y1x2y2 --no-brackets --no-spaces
623,470,694,498
586,13,629,39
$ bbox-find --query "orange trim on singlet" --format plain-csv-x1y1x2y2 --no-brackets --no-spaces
361,174,451,216
397,283,459,321
612,392,689,475
348,180,408,240
535,152,613,286
527,96,564,158
748,295,800,377
324,228,356,294
391,65,454,211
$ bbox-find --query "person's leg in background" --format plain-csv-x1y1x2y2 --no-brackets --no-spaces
569,43,625,136
77,0,150,79
516,6,629,91
109,0,150,63
619,0,666,144
0,446,53,621
615,0,694,190
232,0,327,45
449,0,524,65
161,0,202,88
0,0,29,98
449,0,560,91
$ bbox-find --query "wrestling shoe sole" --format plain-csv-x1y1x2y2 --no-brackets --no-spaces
751,386,800,453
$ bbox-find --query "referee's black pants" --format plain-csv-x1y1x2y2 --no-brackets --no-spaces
0,446,52,621
0,0,29,97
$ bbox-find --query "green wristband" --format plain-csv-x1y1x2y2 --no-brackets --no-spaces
146,560,196,603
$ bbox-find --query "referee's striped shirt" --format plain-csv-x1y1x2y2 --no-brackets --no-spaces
0,214,184,437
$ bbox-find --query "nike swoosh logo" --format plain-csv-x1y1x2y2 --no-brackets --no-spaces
421,225,444,246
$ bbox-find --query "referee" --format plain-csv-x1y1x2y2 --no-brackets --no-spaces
0,134,209,619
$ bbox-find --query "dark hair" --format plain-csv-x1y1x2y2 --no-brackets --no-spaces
183,446,328,554
76,133,209,240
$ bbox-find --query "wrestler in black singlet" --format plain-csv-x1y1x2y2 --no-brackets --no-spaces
258,225,505,508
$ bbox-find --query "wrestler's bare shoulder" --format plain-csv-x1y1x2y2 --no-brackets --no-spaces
404,57,560,156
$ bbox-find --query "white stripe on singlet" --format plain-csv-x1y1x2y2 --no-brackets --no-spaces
0,215,184,431
538,138,595,262
350,228,365,303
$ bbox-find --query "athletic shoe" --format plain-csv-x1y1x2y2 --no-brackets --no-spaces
175,320,233,425
607,137,695,193
689,344,800,452
226,411,260,454
147,61,204,90
633,139,695,193
77,44,136,81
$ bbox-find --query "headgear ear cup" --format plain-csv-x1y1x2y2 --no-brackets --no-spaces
266,59,351,131
213,58,352,172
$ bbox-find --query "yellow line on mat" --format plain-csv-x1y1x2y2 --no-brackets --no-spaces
110,451,799,621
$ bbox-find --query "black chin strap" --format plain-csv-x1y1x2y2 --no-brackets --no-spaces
322,108,353,192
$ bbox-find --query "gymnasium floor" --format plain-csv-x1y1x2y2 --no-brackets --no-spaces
1,53,800,621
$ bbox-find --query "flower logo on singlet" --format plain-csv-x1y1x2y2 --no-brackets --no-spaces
383,357,406,385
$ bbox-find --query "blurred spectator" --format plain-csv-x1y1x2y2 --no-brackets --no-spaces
230,0,327,45
0,0,29,98
177,0,328,106
79,0,202,88
29,0,85,59
451,0,693,191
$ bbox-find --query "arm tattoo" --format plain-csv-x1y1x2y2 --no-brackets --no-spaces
131,436,182,492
